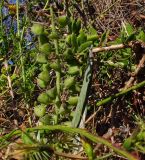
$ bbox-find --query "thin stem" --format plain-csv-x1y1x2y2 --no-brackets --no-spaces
50,6,61,117
99,0,120,17
96,80,145,106
16,0,20,36
92,44,126,53
123,54,145,90
3,60,14,99
0,1,3,32
43,0,49,10
16,0,27,105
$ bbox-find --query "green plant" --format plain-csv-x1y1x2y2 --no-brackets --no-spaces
31,4,98,126
123,119,145,154
1,1,145,160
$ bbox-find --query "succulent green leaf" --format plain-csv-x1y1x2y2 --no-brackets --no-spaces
71,33,77,49
68,96,78,105
87,35,99,43
49,32,58,39
37,79,47,88
39,114,50,125
78,41,92,52
63,48,73,60
77,30,87,45
36,54,48,63
67,66,80,75
31,24,44,35
46,87,57,99
34,105,46,117
76,19,81,34
64,76,75,89
65,35,72,46
37,93,50,105
71,19,77,33
39,43,52,55
50,62,61,71
38,70,50,83
58,15,68,27
38,34,49,45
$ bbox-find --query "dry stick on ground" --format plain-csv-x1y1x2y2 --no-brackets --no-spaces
92,41,145,53
85,106,102,124
92,44,126,53
131,11,145,20
3,60,14,99
123,54,145,90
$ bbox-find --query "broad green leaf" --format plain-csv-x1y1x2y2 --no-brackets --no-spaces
71,59,93,127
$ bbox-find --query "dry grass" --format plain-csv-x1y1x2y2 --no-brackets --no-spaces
83,0,145,34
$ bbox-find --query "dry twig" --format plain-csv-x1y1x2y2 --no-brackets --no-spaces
123,54,145,90
3,60,14,99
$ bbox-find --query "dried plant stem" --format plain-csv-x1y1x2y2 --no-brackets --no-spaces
7,144,87,160
92,44,126,53
3,60,14,99
92,41,145,54
85,106,102,124
43,0,49,10
123,54,145,90
16,0,27,104
54,150,87,159
132,11,145,20
99,0,120,17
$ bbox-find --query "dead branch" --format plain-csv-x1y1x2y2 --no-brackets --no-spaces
92,44,126,53
123,54,145,90
92,41,145,54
